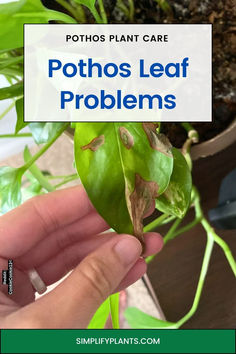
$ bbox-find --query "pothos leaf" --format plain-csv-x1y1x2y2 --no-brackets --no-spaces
0,0,76,51
73,0,96,11
124,307,176,329
109,293,120,329
0,81,23,100
15,97,28,134
74,123,173,244
29,122,65,144
0,166,25,213
156,148,192,218
87,298,110,329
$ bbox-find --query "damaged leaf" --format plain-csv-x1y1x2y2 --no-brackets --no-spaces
130,174,158,245
74,123,173,244
156,148,192,218
81,135,105,152
142,123,172,157
119,126,134,149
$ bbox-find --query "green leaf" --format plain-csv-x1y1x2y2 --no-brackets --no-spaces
125,307,176,329
74,123,173,239
0,166,25,213
0,81,23,100
109,293,120,329
15,97,28,133
23,146,54,192
73,0,102,23
0,0,76,51
156,148,192,218
74,0,96,11
155,0,172,14
87,298,110,329
21,174,43,202
29,122,66,144
0,55,23,71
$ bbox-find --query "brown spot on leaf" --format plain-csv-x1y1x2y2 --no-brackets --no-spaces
81,135,105,152
142,123,172,157
119,127,134,149
129,174,159,251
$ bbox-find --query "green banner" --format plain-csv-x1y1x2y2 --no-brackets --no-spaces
1,329,235,354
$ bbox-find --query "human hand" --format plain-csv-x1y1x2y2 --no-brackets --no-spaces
0,186,163,328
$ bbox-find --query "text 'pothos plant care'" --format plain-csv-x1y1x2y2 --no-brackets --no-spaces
0,0,235,329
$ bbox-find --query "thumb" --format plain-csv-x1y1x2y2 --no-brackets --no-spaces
20,235,142,328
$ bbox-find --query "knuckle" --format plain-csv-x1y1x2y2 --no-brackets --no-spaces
80,256,113,301
28,195,60,234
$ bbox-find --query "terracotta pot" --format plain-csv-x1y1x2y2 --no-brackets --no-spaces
190,119,236,160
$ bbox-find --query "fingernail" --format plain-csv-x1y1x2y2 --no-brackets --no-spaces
114,236,142,265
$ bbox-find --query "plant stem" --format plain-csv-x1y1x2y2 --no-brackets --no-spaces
55,0,84,22
201,219,236,277
0,101,15,120
90,6,103,23
23,123,69,171
193,186,236,277
163,218,182,244
116,0,129,17
0,55,23,71
181,122,195,133
54,174,79,189
143,213,169,232
175,227,214,328
98,0,108,23
128,0,134,21
171,217,201,238
181,122,199,144
24,146,55,193
73,3,86,23
47,174,77,180
0,133,32,138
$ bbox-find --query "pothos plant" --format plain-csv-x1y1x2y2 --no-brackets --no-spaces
0,0,235,329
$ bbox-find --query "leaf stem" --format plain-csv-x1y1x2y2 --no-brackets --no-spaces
0,133,32,138
201,218,236,277
163,217,182,244
55,0,83,22
47,174,77,180
90,6,103,23
0,101,15,120
175,228,214,328
116,0,129,17
143,213,169,232
98,0,108,23
23,123,69,171
24,146,55,193
193,186,236,277
54,174,79,189
128,0,134,21
170,216,202,238
0,55,23,71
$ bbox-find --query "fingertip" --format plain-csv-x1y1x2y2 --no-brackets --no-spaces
142,232,163,257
